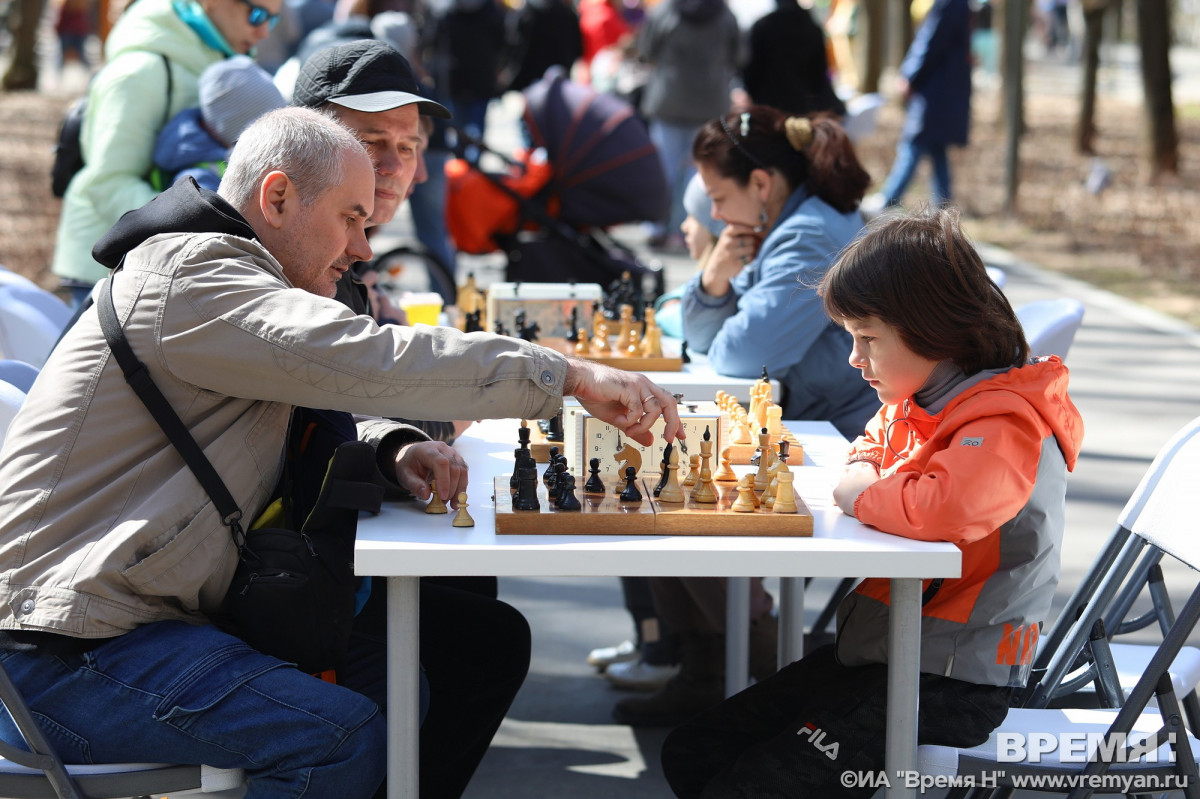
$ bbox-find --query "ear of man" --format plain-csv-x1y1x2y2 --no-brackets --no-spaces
259,170,296,230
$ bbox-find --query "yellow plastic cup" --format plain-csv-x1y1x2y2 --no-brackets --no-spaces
398,292,444,326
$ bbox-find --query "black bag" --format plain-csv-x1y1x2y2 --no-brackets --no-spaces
226,435,381,674
50,53,173,198
96,278,383,674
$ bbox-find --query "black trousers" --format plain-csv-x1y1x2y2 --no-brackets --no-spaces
661,645,1011,799
345,576,529,798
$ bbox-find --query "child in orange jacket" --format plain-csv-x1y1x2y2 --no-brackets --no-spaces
660,206,1084,798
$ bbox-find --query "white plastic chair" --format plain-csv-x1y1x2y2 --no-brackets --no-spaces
0,286,64,368
918,415,1200,798
0,284,72,331
985,266,1006,290
841,93,884,142
1017,298,1086,360
0,360,38,394
0,380,24,450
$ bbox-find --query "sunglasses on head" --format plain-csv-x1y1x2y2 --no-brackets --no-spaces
237,0,279,28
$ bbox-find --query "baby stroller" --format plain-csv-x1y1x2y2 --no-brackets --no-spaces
446,68,668,299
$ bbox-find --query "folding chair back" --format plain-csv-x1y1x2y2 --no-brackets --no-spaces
918,415,1200,797
1017,298,1086,360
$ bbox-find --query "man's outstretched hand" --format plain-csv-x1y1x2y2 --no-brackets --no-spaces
563,358,685,447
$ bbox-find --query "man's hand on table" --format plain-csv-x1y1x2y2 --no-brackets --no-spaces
563,358,685,447
394,441,469,507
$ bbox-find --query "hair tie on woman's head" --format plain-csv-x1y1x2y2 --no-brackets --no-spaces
784,117,813,152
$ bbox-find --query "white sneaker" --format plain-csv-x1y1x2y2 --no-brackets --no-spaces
604,659,682,691
587,639,638,670
860,192,888,221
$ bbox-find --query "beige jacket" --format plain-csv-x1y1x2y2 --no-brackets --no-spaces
0,232,567,638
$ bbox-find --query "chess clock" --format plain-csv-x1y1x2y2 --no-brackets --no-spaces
563,401,726,480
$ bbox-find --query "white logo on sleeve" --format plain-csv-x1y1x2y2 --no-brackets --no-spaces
960,436,984,447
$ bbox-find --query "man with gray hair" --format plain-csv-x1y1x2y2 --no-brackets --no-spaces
0,107,683,797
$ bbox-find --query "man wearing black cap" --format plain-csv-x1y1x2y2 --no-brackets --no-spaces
294,38,449,229
294,40,531,798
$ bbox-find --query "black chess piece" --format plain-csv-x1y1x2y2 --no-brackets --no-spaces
760,365,769,382
680,340,691,363
519,320,540,342
513,455,540,511
619,466,642,502
566,307,580,343
464,309,482,333
545,409,564,442
543,447,560,487
550,460,568,501
654,441,673,497
584,457,605,494
557,472,581,510
494,321,509,337
511,425,532,490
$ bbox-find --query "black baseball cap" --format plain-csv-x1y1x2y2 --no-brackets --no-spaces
293,39,451,119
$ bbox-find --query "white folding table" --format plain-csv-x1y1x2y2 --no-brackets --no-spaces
354,419,961,799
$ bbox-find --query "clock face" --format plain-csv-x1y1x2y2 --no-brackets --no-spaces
575,413,721,480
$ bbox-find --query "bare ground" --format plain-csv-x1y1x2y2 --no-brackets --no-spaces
2,82,1199,324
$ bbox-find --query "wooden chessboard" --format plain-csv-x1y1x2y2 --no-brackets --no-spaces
493,476,812,537
727,430,803,465
525,424,560,462
540,337,683,372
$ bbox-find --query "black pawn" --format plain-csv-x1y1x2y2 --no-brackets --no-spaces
513,456,540,511
584,457,605,494
557,473,581,510
494,321,509,337
680,340,691,363
619,466,642,502
654,441,673,497
543,447,560,487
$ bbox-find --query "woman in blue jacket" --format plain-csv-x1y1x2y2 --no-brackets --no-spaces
681,106,877,439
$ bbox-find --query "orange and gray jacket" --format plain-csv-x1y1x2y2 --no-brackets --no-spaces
835,356,1084,687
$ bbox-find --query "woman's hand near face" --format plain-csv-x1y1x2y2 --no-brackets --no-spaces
700,224,762,298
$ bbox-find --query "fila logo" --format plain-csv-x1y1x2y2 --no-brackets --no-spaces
796,723,840,759
960,436,984,447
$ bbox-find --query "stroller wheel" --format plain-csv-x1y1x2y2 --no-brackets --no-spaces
371,245,457,307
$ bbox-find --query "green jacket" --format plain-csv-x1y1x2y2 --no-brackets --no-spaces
51,0,226,285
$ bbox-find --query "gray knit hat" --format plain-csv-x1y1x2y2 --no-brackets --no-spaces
683,172,725,238
199,56,287,148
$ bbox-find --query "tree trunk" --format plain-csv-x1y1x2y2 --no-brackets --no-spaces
1002,0,1026,213
888,0,913,70
1075,1,1108,155
1135,0,1178,178
859,0,887,94
1,0,47,91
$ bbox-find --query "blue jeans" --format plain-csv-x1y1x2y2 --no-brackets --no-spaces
447,98,490,164
0,621,386,798
880,137,952,207
408,148,457,277
649,120,700,239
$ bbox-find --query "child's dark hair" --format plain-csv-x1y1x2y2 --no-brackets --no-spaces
820,207,1029,374
691,106,870,214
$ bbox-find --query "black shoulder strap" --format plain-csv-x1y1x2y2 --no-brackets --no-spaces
161,53,173,128
96,276,246,548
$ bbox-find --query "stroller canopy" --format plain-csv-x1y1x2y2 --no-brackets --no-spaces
523,69,668,229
